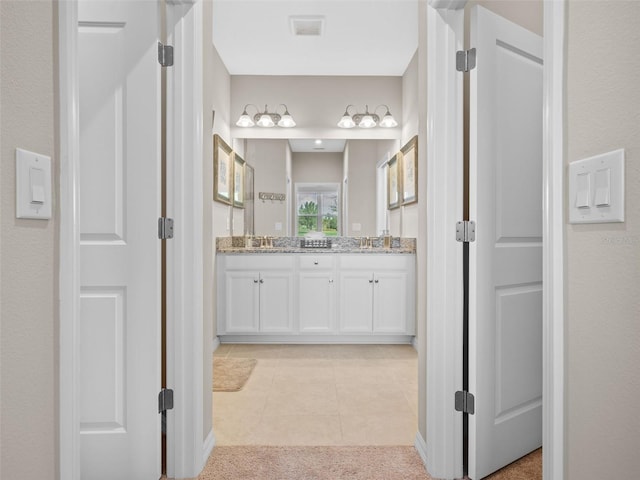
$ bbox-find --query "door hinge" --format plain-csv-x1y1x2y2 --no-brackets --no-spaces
158,42,174,67
455,390,475,414
158,388,174,413
158,217,174,240
456,221,476,242
456,48,476,72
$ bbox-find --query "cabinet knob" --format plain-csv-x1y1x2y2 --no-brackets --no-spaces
369,279,374,284
260,279,264,284
253,279,259,283
329,279,334,283
314,261,319,265
375,279,379,284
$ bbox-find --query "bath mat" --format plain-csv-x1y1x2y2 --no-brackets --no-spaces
213,357,257,392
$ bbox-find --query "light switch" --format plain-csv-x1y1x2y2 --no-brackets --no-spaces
569,148,624,224
576,172,590,208
594,168,611,206
16,148,51,219
275,222,282,231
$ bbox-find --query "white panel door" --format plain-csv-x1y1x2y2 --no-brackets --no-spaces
78,1,161,478
468,6,543,479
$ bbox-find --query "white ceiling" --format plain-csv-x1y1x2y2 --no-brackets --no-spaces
212,0,419,76
289,138,347,153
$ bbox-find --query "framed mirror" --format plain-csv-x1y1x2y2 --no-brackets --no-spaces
233,154,245,208
387,152,401,210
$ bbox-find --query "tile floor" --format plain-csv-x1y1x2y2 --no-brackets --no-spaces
213,344,418,446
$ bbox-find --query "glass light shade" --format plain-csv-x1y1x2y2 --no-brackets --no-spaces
256,114,275,127
337,115,356,128
379,113,398,128
278,114,296,127
358,114,377,128
236,112,255,127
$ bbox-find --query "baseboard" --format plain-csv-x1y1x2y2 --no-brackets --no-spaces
218,334,415,344
414,431,428,469
202,428,215,469
212,337,221,352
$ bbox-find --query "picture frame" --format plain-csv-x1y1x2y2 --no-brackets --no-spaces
213,134,233,205
387,152,401,210
233,153,245,208
400,136,418,206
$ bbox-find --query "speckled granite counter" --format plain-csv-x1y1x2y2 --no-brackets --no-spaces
216,236,416,254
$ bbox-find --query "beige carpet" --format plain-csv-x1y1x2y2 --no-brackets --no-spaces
213,358,257,392
199,446,542,480
198,446,432,480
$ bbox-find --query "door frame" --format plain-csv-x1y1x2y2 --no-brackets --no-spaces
57,1,208,478
422,1,565,479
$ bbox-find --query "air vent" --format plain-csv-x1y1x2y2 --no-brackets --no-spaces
290,15,325,36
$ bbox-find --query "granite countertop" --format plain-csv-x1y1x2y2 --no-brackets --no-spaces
216,236,416,255
217,246,416,254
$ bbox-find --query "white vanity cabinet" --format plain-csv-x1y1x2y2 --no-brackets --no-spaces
217,252,415,341
219,255,294,334
338,255,415,335
297,255,336,333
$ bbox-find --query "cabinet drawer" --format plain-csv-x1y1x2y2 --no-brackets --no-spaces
223,254,294,270
299,255,335,270
338,254,414,270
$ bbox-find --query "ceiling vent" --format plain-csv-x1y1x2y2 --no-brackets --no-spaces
290,16,325,36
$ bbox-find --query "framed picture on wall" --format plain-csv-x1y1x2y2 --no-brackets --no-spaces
233,154,245,208
401,136,418,206
387,153,401,210
214,134,233,205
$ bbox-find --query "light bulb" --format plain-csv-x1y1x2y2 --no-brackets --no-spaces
257,114,275,127
236,110,255,127
278,114,296,127
358,114,376,128
379,112,398,128
337,115,356,128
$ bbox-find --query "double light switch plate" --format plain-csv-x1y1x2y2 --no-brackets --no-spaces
569,148,624,224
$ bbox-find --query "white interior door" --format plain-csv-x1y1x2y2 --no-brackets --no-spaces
78,1,161,478
468,6,543,479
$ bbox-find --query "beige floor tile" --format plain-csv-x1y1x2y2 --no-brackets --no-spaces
375,344,418,359
226,344,284,359
273,359,335,384
251,415,343,445
213,390,269,417
403,382,419,417
278,345,336,359
332,361,396,385
263,382,339,416
339,413,417,445
336,383,414,416
323,344,390,359
213,343,233,357
212,413,262,445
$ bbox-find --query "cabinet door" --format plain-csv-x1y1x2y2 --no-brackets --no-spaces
339,271,373,332
225,271,260,332
299,271,335,333
373,271,408,333
259,271,294,332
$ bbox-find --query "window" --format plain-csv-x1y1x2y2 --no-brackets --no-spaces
296,184,340,236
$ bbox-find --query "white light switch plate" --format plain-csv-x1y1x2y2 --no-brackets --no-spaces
16,148,52,219
569,148,624,224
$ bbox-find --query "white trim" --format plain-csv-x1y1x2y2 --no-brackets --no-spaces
414,431,428,467
424,3,466,479
218,334,415,345
165,0,206,478
542,2,565,479
212,336,221,353
202,429,216,468
58,2,81,479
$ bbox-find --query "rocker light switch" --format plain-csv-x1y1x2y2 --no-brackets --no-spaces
594,168,611,206
576,172,590,208
16,148,52,219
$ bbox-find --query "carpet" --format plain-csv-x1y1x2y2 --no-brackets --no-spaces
198,446,432,480
213,358,257,392
485,448,542,480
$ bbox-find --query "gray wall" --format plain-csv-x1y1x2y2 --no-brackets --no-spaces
0,1,57,478
566,1,640,477
346,140,380,237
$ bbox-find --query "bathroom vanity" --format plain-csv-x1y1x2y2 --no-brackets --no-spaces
216,237,416,344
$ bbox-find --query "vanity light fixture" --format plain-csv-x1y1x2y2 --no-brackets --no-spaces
235,104,296,128
337,104,398,129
